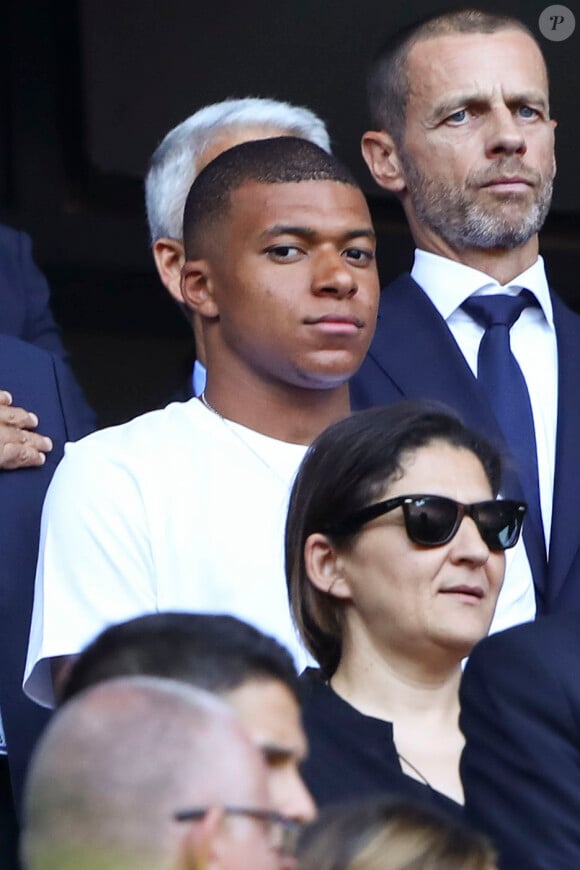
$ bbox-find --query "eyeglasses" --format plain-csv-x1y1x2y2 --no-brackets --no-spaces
174,805,302,856
326,494,526,551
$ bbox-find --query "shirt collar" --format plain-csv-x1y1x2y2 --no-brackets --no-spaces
411,249,554,327
192,359,207,397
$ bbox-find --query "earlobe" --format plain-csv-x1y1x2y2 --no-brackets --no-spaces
304,533,352,600
152,238,186,303
181,261,220,319
181,807,223,870
361,130,406,194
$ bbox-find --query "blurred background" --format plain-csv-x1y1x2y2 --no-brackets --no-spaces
2,0,578,425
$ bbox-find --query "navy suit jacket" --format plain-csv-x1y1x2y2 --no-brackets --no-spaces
350,273,580,613
0,336,94,814
460,612,580,869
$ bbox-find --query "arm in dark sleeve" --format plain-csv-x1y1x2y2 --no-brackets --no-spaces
460,618,580,870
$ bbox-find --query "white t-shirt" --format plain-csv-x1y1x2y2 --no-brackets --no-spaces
24,399,308,708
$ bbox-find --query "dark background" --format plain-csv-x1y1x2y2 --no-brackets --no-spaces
2,0,579,425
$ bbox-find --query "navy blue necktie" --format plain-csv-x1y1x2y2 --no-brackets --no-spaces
462,292,545,558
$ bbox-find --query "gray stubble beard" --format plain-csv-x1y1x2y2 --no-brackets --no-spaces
401,154,555,250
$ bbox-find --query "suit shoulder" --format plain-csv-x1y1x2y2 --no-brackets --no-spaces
468,611,580,672
374,273,434,322
553,292,580,325
0,333,55,366
379,272,419,298
0,223,23,247
0,224,28,267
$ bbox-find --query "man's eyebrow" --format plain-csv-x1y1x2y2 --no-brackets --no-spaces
259,742,300,762
261,225,376,242
431,90,550,121
429,93,481,120
505,91,550,112
344,228,376,243
261,225,316,240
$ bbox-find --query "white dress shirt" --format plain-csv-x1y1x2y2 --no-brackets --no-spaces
411,250,558,631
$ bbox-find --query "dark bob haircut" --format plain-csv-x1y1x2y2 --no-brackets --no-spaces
285,400,502,677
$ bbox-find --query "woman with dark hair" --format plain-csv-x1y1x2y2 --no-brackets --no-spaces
298,797,497,870
285,401,525,813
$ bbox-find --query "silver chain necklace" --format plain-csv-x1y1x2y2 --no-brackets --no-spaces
396,752,433,790
198,392,286,482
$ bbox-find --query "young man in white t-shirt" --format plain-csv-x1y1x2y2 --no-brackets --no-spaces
25,136,380,707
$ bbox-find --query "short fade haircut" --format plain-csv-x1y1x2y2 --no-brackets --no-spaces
285,400,502,677
182,136,360,259
59,612,299,706
368,8,541,146
145,96,332,243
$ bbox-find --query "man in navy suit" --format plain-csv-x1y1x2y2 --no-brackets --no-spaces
0,337,93,866
0,226,95,866
351,9,580,620
460,612,580,868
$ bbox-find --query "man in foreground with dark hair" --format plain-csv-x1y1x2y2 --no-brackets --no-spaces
351,8,580,623
21,677,284,870
24,136,379,707
59,612,316,825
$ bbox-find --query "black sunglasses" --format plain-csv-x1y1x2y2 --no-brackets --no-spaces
174,806,301,856
326,494,526,551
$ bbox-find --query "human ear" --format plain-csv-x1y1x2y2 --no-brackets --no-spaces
181,806,223,870
181,260,220,319
304,533,352,600
361,130,406,194
152,238,186,303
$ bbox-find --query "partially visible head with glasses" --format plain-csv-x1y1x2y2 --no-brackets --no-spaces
175,806,301,870
21,677,285,870
285,400,520,679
